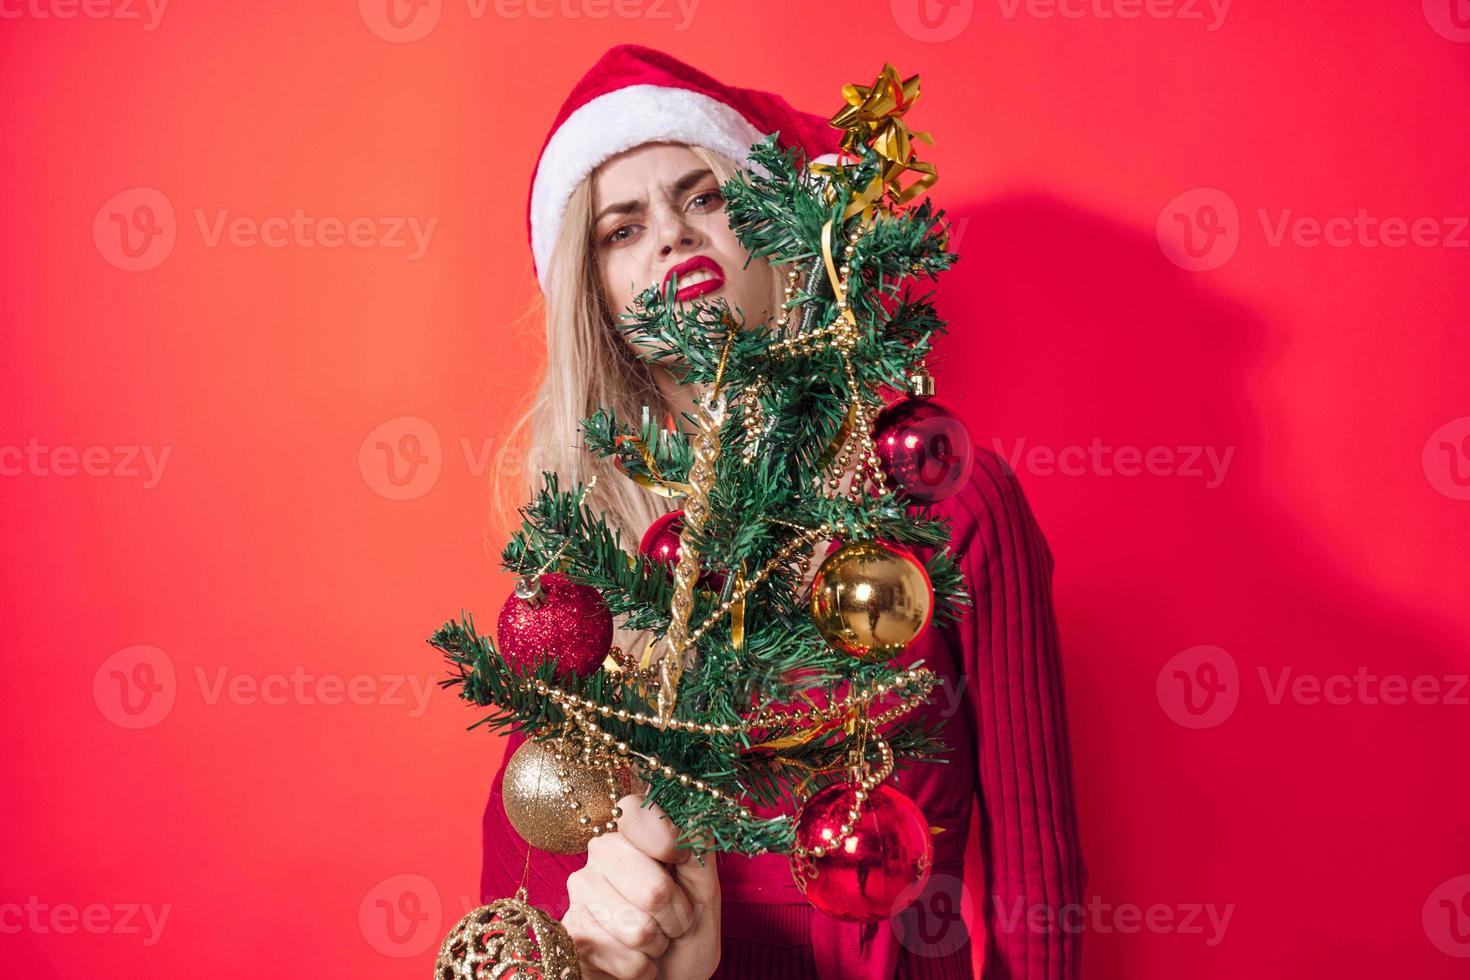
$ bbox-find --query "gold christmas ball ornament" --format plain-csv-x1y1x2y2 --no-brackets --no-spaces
435,889,581,980
502,738,634,855
810,540,934,660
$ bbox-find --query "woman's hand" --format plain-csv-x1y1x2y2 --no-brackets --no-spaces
563,793,721,980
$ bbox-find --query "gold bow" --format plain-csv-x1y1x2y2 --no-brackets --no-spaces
809,64,940,329
818,64,938,222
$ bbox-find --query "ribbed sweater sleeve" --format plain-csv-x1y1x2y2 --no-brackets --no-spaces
956,452,1087,980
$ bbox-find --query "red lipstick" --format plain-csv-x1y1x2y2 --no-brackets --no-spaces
662,255,725,302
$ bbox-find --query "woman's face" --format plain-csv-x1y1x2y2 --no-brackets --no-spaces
590,142,773,354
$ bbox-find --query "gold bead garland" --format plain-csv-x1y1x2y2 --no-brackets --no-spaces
532,665,932,739
735,377,769,465
770,229,865,357
525,661,934,858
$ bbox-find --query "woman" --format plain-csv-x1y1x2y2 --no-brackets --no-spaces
482,45,1087,979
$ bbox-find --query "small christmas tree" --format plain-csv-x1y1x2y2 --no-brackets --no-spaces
430,65,978,945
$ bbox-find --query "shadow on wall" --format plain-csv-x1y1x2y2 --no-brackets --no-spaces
936,194,1465,978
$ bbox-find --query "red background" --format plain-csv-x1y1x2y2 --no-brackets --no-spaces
3,2,1468,977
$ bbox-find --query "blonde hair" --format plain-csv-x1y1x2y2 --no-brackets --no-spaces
495,145,781,653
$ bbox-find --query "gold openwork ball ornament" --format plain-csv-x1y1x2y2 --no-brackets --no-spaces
502,738,634,855
435,890,581,980
810,540,934,660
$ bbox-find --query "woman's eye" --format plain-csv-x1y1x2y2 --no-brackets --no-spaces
604,224,640,246
687,190,723,212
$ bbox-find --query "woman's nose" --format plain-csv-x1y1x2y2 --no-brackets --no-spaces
654,209,701,256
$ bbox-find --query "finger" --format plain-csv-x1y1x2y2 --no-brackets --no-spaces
575,861,670,958
564,902,657,980
590,833,696,938
668,850,719,941
614,794,687,864
673,849,720,908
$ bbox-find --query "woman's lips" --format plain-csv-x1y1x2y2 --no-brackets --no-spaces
662,255,725,302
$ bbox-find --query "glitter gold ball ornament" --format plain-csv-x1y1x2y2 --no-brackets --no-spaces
790,780,934,923
502,739,633,855
435,889,582,980
497,572,613,679
810,540,933,660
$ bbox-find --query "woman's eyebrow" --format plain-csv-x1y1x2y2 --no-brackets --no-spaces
594,168,715,224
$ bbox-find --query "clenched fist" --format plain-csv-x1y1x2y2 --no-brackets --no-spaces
562,793,721,980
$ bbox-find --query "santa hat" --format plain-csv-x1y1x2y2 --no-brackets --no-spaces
526,44,842,291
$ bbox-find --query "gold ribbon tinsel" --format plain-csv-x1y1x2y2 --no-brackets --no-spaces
655,391,723,726
613,421,692,498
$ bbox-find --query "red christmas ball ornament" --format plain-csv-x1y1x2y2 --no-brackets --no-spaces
873,371,974,503
638,510,685,566
637,509,727,592
496,572,612,678
789,780,934,923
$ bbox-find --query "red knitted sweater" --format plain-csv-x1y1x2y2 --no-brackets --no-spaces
480,449,1087,978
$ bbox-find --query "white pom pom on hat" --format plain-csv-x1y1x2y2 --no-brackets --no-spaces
526,44,842,291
